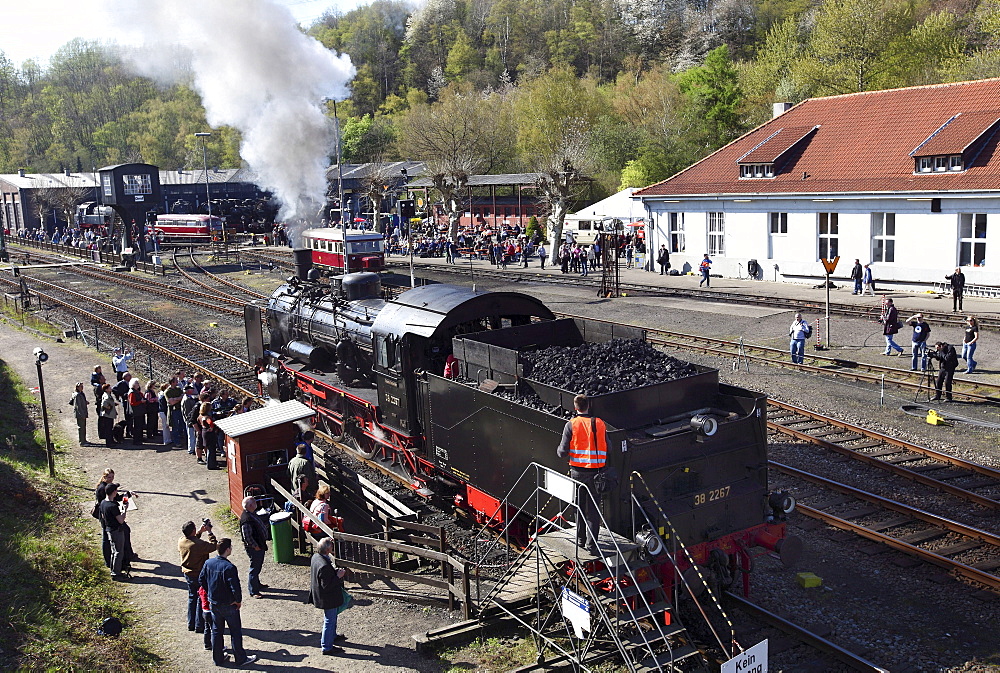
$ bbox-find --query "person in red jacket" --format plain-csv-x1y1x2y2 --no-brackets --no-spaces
556,394,608,554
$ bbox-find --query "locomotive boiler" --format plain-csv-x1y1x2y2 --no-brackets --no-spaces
251,254,800,594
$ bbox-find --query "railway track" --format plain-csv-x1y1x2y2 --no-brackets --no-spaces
770,461,1000,593
3,248,247,314
0,274,258,393
723,592,890,672
396,259,1000,330
767,399,1000,511
173,248,268,300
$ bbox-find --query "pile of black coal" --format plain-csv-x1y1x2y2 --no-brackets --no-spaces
521,339,697,395
492,387,572,418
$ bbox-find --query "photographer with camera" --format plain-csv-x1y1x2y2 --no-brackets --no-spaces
99,483,131,580
179,518,218,634
927,341,959,402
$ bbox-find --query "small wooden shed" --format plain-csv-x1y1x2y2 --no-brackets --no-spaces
215,400,315,517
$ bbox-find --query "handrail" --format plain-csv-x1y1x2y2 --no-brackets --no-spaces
629,471,737,660
473,462,695,671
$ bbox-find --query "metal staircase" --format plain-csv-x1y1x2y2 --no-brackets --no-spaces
472,463,713,672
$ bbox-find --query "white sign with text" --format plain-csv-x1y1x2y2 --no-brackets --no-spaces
722,640,767,673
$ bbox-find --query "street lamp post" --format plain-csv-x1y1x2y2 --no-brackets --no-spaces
33,347,54,477
195,132,214,245
400,168,415,289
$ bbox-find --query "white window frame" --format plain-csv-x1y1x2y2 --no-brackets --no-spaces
959,213,987,267
935,156,948,172
818,212,839,260
769,212,788,234
871,212,895,263
950,155,963,171
668,212,685,253
918,157,933,173
707,212,725,256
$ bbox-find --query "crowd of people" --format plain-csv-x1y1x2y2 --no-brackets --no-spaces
78,352,254,461
82,342,352,664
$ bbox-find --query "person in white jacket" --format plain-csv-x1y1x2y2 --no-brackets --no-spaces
789,313,811,364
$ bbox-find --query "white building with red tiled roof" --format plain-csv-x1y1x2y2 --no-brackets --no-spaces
633,79,1000,289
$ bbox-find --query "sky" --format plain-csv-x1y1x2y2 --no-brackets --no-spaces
0,0,355,68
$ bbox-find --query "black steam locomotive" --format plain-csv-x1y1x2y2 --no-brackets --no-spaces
249,251,799,595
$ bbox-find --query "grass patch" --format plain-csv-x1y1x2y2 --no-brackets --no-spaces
436,636,538,672
0,302,64,338
212,503,240,534
0,358,162,671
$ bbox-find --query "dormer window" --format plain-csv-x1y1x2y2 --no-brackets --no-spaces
740,163,774,178
737,125,819,180
911,111,1000,175
916,154,964,173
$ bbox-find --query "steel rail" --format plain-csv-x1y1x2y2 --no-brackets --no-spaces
26,259,246,314
170,247,252,300
795,501,1000,592
185,250,268,300
772,461,1000,546
396,259,1000,328
18,267,243,317
767,402,1000,510
724,592,890,673
1,275,247,367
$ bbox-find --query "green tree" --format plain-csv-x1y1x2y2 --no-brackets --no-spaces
792,0,915,95
445,31,482,81
677,45,746,148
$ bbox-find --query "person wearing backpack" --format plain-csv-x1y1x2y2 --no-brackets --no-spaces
789,313,811,364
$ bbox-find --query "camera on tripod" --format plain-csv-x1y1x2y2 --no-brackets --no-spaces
202,517,213,528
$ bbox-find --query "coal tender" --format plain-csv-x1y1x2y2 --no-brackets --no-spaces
255,263,799,596
442,317,799,595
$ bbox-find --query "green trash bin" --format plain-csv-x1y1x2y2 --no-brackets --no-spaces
269,511,294,564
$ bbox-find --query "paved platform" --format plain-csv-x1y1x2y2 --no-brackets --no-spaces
385,254,1000,319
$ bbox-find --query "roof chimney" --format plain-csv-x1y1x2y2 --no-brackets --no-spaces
18,169,25,177
773,102,793,118
65,168,72,176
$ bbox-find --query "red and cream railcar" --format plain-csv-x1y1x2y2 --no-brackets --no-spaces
302,227,385,273
153,214,224,242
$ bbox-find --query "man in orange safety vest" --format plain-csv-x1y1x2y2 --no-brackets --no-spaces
556,394,608,554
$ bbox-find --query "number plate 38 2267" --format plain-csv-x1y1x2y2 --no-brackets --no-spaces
693,486,731,506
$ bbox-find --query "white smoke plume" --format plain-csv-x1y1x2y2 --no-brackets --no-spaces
108,0,355,240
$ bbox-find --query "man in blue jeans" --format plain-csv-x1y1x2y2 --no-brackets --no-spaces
179,520,217,634
240,496,269,598
905,313,931,371
199,538,257,667
788,313,810,365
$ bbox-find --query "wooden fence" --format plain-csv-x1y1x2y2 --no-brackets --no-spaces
269,477,473,618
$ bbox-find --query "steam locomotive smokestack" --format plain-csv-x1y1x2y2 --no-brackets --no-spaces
293,248,313,281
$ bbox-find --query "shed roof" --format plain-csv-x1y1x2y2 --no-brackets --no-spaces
214,400,313,437
635,78,1000,198
407,173,543,188
0,173,99,190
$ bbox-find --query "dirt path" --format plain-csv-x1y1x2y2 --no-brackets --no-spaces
0,320,457,672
